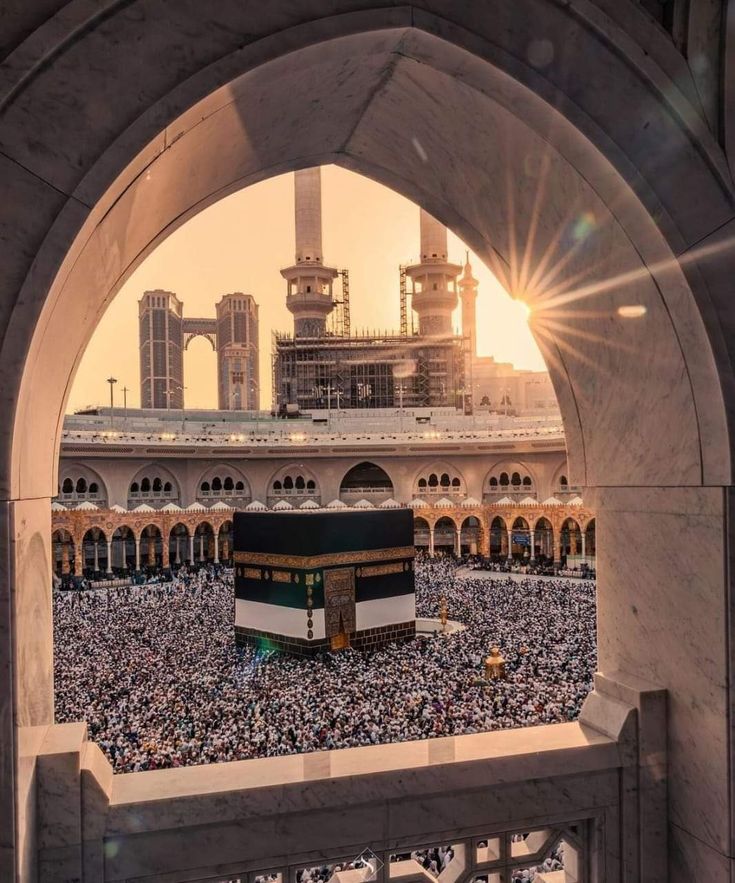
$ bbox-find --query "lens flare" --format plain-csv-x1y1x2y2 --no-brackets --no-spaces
617,305,647,319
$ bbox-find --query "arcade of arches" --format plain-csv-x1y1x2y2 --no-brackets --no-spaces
51,503,595,578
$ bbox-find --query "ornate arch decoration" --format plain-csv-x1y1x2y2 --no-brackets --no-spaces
413,461,466,496
268,463,321,502
127,463,181,506
57,463,109,505
196,464,251,502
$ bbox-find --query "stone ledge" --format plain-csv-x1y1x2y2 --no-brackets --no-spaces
107,721,618,830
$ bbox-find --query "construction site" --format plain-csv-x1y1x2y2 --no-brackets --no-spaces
272,168,470,413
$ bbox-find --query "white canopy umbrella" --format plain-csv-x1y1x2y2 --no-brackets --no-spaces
245,500,267,511
460,497,481,507
76,500,99,510
408,498,428,509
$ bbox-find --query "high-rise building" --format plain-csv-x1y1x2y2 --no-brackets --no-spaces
216,293,259,410
138,290,184,409
138,291,260,410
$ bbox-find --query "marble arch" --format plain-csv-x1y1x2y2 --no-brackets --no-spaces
484,459,540,491
267,463,320,494
56,462,108,503
2,3,735,880
196,463,250,494
414,461,466,492
127,461,180,491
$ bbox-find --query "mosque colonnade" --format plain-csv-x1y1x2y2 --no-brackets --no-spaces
51,502,595,577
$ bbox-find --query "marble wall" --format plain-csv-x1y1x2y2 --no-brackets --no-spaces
1,2,735,880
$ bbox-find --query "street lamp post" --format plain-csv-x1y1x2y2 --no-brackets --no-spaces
107,376,117,429
121,385,129,428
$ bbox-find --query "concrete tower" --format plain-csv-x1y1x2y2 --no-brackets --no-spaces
216,293,259,410
405,209,462,337
281,168,338,337
139,290,184,408
459,252,478,359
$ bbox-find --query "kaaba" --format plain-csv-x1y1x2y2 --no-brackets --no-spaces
233,509,416,655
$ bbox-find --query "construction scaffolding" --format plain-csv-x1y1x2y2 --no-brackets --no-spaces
272,332,464,413
399,265,408,337
327,269,352,339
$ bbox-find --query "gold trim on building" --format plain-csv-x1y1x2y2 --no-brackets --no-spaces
233,545,415,569
359,562,405,578
239,567,262,580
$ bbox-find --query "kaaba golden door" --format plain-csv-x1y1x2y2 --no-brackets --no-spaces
324,567,356,651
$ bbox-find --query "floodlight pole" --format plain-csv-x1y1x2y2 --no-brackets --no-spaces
107,376,117,428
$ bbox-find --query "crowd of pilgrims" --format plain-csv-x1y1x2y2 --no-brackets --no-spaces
53,555,596,774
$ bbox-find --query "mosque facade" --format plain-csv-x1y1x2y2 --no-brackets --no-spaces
52,407,594,577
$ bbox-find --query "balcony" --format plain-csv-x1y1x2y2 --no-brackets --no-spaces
30,673,664,882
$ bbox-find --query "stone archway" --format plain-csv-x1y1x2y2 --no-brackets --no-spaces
1,6,734,880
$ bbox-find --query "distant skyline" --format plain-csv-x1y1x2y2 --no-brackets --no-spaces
69,165,544,413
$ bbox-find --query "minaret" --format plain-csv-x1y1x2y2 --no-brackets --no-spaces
404,209,462,337
459,252,478,359
280,168,338,337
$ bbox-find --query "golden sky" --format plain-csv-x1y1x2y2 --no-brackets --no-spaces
69,165,544,412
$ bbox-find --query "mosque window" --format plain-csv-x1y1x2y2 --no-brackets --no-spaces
76,478,87,493
212,477,222,491
141,478,151,492
152,477,162,492
523,476,532,487
306,479,316,490
235,481,244,491
89,482,98,494
295,476,305,490
201,481,210,492
428,473,439,487
273,480,282,491
130,482,139,493
440,473,450,487
489,477,498,488
284,476,294,490
500,472,509,486
223,477,234,491
62,478,74,493
163,481,172,493
511,472,521,486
